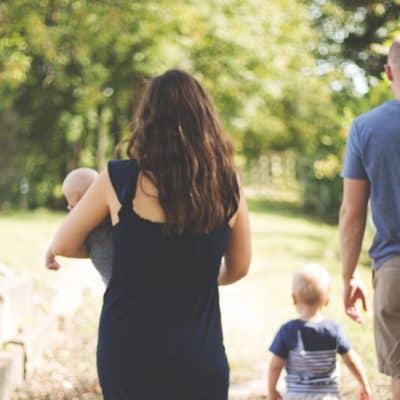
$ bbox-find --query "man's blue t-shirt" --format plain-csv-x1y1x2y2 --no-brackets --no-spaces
342,99,400,268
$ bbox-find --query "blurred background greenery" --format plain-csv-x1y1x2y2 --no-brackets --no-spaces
1,0,399,218
2,1,400,398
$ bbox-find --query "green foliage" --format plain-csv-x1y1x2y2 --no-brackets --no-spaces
297,109,347,220
307,0,400,77
1,0,341,210
297,0,400,218
0,0,178,207
1,0,396,218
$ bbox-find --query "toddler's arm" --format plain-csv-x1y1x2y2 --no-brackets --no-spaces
341,349,371,399
268,354,284,400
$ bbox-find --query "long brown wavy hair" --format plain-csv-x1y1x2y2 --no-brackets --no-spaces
127,70,239,236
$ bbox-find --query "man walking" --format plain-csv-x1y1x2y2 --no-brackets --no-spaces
340,39,400,399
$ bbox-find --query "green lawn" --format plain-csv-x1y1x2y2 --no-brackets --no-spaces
222,196,390,399
0,199,391,399
0,210,65,283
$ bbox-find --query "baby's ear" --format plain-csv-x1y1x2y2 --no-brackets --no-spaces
292,294,297,305
324,295,330,306
385,64,394,82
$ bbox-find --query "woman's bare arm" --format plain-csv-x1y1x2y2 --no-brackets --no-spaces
218,187,251,285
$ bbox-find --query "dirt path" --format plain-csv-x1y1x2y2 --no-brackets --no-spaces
222,259,284,399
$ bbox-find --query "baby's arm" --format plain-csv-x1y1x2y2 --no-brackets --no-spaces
268,355,284,400
341,350,371,399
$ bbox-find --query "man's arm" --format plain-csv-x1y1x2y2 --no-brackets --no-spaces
339,178,370,322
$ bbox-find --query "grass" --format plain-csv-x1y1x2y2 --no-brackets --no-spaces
0,198,391,399
0,210,65,283
222,194,390,399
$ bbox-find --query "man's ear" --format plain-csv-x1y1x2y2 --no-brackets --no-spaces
385,64,393,82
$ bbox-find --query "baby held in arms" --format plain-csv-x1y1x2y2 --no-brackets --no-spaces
49,168,113,286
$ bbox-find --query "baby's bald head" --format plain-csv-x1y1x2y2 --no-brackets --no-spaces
388,39,400,66
62,168,98,210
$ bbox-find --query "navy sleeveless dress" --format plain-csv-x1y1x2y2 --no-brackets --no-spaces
96,159,231,400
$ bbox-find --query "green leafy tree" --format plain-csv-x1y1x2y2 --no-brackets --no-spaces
0,0,354,216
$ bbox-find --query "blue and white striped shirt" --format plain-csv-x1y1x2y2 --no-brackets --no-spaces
269,319,351,395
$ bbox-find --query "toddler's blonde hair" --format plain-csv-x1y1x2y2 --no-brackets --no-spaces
292,264,331,307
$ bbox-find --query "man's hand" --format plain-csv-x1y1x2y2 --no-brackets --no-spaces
343,276,367,323
45,246,61,270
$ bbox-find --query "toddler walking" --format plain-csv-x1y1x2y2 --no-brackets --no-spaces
268,265,370,400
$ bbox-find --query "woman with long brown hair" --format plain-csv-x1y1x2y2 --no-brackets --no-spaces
46,70,251,399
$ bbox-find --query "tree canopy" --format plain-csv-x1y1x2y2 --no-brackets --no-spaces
0,0,397,216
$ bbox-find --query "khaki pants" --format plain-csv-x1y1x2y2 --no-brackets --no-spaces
373,256,400,377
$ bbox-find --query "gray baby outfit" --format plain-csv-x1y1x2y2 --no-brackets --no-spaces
86,219,113,285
